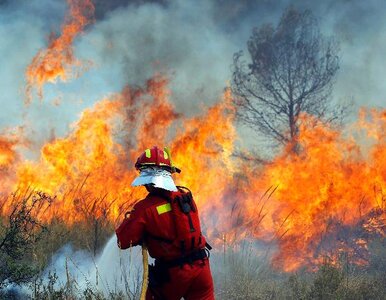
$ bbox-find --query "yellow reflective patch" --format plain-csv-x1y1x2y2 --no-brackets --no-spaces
156,203,172,215
163,150,169,159
145,149,151,158
164,147,174,167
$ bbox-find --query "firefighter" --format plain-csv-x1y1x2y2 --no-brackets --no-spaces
116,146,214,300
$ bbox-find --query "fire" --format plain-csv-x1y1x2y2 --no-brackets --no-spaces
1,74,385,271
172,87,236,206
6,76,235,225
0,136,18,169
227,110,386,271
1,0,383,275
0,131,25,195
25,0,94,103
12,96,133,223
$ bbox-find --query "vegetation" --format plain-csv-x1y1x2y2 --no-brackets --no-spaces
0,192,51,289
232,6,345,150
214,239,386,300
0,191,114,299
0,191,384,299
5,236,381,299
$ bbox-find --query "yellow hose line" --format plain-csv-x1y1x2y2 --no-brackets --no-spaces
140,244,149,300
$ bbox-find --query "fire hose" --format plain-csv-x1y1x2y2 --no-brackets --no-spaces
140,244,149,300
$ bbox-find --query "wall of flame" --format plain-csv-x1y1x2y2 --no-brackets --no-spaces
0,0,385,273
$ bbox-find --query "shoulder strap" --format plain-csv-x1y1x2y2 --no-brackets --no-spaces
176,186,191,194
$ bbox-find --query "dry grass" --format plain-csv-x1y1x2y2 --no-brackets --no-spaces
212,240,386,300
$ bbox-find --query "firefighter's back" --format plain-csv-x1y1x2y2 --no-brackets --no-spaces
140,190,214,300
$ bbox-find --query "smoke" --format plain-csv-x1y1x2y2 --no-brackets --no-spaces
0,0,385,145
0,236,135,297
35,235,272,297
75,0,237,115
216,0,386,111
38,236,147,296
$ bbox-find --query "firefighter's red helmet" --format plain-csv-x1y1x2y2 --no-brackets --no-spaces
135,146,181,173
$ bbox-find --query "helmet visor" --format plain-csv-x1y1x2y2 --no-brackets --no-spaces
131,167,177,191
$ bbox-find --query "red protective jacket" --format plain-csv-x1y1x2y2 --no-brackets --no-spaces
116,189,214,300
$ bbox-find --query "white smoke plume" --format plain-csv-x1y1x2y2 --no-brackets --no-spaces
42,236,146,296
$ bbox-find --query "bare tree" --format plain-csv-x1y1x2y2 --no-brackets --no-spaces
232,7,344,149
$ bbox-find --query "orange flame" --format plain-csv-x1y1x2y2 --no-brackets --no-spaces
0,136,18,169
25,0,94,103
0,131,27,195
1,74,385,271
228,110,386,271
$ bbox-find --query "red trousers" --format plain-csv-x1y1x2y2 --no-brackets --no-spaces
146,259,214,300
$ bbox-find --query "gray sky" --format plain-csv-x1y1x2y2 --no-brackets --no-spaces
0,0,385,151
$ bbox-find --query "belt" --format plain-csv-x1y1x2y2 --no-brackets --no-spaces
155,248,209,268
